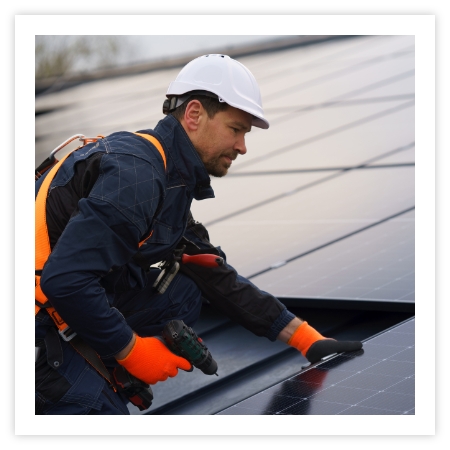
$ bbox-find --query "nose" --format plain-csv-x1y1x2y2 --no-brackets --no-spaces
234,135,247,155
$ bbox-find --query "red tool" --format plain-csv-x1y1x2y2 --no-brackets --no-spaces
180,253,223,267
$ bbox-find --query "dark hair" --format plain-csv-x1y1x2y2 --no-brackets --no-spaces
170,94,229,121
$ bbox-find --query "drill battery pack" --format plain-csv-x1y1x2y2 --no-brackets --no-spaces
113,365,154,411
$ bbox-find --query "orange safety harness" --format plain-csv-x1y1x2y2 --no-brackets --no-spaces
35,132,166,383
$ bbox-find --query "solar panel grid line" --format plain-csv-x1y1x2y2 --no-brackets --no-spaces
262,67,414,127
247,206,415,280
256,42,414,90
313,239,414,287
227,141,415,178
243,53,414,165
261,58,414,117
228,163,415,178
251,36,412,76
216,319,414,415
262,45,414,102
265,93,415,117
245,37,387,86
204,170,345,227
239,116,414,178
304,259,414,300
249,209,414,302
267,91,415,127
247,36,383,79
326,68,414,101
202,172,414,279
234,100,414,172
205,143,415,227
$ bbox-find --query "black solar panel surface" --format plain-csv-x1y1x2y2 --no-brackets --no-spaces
201,165,414,278
216,318,414,415
250,209,415,302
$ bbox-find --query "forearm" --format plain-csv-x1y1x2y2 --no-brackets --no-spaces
181,214,296,340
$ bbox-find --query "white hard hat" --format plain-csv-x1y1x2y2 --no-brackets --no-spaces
165,54,269,129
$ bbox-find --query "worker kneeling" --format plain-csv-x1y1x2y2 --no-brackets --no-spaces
35,54,362,415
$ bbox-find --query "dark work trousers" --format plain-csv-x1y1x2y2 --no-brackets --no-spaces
35,269,203,415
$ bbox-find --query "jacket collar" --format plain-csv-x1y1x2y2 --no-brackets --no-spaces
146,115,214,201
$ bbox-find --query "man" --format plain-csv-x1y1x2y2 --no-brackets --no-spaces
35,54,362,415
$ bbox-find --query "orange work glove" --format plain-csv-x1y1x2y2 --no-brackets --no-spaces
288,321,362,363
116,335,192,385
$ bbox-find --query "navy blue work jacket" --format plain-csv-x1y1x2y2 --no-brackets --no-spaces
38,116,215,358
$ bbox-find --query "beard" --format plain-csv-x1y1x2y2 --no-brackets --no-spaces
203,158,230,178
196,149,232,178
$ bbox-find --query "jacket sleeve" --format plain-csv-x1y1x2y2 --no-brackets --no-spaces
40,152,165,358
178,213,295,341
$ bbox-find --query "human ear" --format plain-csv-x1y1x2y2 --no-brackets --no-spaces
183,100,204,131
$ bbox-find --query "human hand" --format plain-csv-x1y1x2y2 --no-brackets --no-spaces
116,335,192,385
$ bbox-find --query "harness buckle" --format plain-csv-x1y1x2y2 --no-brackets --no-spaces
79,135,105,146
58,325,77,342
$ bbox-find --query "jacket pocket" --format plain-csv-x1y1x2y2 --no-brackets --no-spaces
148,219,172,244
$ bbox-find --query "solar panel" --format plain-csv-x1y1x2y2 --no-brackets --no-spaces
236,100,414,171
242,104,414,173
194,166,414,277
260,43,414,108
250,209,414,302
216,318,414,415
347,71,414,100
367,145,415,166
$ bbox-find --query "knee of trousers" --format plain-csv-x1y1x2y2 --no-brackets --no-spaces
123,271,203,336
167,271,203,325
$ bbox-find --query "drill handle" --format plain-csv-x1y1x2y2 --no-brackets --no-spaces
181,253,224,267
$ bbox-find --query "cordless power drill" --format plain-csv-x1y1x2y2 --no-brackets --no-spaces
161,319,218,376
113,319,218,411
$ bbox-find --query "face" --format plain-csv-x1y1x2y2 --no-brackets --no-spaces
190,105,252,177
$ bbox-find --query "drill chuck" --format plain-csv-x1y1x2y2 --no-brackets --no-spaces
162,320,218,376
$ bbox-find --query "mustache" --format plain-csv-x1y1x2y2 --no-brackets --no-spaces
222,152,237,161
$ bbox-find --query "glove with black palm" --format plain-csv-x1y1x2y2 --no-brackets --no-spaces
288,321,362,363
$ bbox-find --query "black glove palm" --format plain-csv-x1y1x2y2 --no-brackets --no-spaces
288,321,362,363
305,338,362,363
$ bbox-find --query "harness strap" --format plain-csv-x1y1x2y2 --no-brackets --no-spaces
35,132,167,384
133,133,167,248
35,149,77,320
69,335,116,388
134,133,167,170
